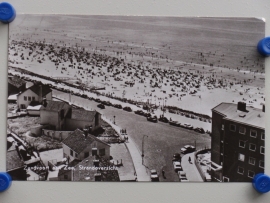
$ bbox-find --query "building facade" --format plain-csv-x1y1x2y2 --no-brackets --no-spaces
211,102,265,182
17,84,52,109
62,129,110,162
40,101,101,131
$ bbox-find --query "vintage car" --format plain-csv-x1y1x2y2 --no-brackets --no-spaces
180,145,196,154
178,171,189,182
150,169,159,182
147,115,158,123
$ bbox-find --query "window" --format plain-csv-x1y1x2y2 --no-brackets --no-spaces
28,96,31,101
250,130,257,138
261,132,265,140
239,126,246,134
260,146,265,155
24,96,27,101
239,140,245,148
249,157,255,165
238,153,245,162
249,143,256,152
99,148,105,156
75,153,78,158
64,175,68,180
259,160,264,169
70,149,73,156
230,124,236,132
84,152,89,158
248,170,255,178
237,167,244,175
32,97,35,101
223,177,230,182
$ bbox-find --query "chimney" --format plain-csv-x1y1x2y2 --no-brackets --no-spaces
237,102,246,112
83,129,88,138
39,85,43,103
263,104,265,113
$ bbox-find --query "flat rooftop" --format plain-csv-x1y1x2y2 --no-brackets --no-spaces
212,103,264,129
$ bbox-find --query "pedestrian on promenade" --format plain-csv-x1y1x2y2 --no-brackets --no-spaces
162,169,166,179
188,156,192,164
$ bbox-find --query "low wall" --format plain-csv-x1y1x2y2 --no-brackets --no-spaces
42,130,72,141
194,148,211,182
30,125,51,137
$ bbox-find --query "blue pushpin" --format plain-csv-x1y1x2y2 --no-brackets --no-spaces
0,172,12,192
252,173,270,193
0,2,16,24
257,37,270,57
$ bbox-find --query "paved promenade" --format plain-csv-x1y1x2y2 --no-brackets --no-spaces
102,116,150,181
181,152,203,182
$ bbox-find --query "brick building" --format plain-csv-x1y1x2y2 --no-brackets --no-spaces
211,102,265,182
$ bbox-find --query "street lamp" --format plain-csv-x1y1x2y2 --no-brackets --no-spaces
142,135,148,165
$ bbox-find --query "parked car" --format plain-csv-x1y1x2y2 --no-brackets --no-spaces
97,103,105,109
182,123,193,130
147,115,158,123
123,106,132,112
181,145,196,154
173,161,182,172
178,171,189,182
169,120,181,127
134,110,145,116
143,112,151,117
172,153,181,162
194,127,205,134
113,104,122,109
150,169,159,182
159,116,169,123
102,101,112,106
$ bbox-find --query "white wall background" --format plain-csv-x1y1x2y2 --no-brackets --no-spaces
0,0,270,202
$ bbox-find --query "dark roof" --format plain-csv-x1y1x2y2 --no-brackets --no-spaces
41,101,70,116
62,129,110,154
28,84,52,97
73,156,120,182
6,150,25,171
8,76,26,88
212,103,265,129
58,159,81,176
71,109,97,121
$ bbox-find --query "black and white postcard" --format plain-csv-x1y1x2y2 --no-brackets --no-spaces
7,15,265,182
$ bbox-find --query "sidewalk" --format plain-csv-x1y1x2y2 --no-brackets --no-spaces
102,116,150,181
181,152,203,182
53,95,150,181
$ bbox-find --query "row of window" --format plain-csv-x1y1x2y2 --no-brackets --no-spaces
70,149,106,158
229,124,264,140
239,141,265,154
237,168,256,178
238,153,264,168
24,96,35,101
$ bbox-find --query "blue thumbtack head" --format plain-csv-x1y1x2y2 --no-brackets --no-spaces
252,173,270,193
0,172,12,192
257,37,270,57
0,2,16,24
